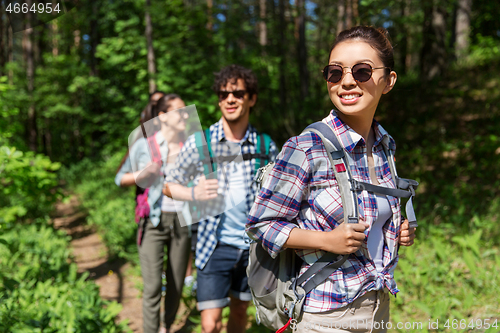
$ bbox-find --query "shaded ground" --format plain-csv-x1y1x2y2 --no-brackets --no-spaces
52,195,142,333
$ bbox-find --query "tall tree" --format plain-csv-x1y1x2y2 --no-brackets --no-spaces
145,0,157,94
296,0,309,100
0,2,5,76
207,0,213,31
24,0,37,152
278,0,293,135
345,0,352,29
8,21,13,84
336,0,345,35
455,0,472,59
258,0,267,47
420,0,447,81
90,2,100,76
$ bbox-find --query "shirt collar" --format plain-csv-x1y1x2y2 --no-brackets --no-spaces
212,118,256,145
323,109,395,153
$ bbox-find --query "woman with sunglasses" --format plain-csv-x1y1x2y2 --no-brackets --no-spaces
247,26,416,332
128,94,192,333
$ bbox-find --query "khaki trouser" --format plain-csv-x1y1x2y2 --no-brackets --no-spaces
297,290,390,333
138,212,191,333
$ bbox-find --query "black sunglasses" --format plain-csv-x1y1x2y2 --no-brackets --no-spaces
322,63,389,83
217,90,247,101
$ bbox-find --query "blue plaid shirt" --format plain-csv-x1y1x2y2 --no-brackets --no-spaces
247,110,403,312
166,119,277,270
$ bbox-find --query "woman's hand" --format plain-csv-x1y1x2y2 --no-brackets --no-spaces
135,161,162,188
322,222,369,255
399,219,416,246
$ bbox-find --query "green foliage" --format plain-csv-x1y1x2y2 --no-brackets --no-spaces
392,226,500,332
0,145,61,227
0,222,130,333
61,152,138,262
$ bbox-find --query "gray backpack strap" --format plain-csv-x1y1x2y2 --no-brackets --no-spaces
302,122,359,224
382,136,418,228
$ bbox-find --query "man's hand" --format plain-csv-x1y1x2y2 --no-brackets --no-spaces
193,175,219,201
399,218,416,246
321,222,369,255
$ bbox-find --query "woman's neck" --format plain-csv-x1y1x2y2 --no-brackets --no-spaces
160,126,181,144
335,111,374,144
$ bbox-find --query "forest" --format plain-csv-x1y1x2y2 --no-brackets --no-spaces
1,0,500,332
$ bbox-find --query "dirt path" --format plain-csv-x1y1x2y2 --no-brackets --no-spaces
52,195,144,332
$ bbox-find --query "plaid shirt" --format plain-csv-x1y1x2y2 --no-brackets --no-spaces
247,110,403,313
166,119,277,270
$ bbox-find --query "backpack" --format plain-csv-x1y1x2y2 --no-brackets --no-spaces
189,128,273,223
135,134,162,245
247,121,418,332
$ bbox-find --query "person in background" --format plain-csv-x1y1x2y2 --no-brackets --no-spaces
163,65,278,333
120,93,192,333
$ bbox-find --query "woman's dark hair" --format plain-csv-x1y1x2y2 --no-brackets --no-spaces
153,93,182,116
141,91,166,126
212,64,258,98
330,26,394,75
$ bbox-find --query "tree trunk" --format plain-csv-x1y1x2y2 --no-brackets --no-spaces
0,2,4,76
43,118,52,159
278,0,293,136
8,22,13,84
336,0,345,36
90,2,100,76
258,0,267,46
296,0,309,100
51,21,58,56
207,0,213,31
420,0,447,81
398,0,408,74
145,0,157,94
455,0,472,59
24,0,37,152
352,0,359,26
345,0,352,29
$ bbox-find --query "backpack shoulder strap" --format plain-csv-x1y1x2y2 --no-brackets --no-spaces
146,133,162,164
254,132,272,174
302,121,359,225
381,136,419,228
194,129,217,178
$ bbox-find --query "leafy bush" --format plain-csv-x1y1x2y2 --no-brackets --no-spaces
0,222,130,333
0,145,61,227
60,152,138,262
392,225,500,332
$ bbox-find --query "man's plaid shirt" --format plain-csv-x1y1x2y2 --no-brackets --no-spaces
166,119,277,270
246,110,404,313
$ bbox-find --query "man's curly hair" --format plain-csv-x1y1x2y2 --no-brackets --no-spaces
212,64,258,98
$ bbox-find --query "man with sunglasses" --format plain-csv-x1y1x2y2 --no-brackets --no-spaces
164,64,277,333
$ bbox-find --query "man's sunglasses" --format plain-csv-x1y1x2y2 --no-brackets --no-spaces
322,63,389,84
217,90,247,101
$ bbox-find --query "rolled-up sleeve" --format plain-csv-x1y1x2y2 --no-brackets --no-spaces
247,137,310,258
